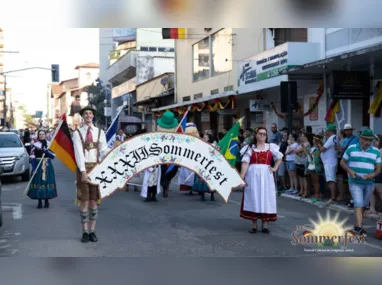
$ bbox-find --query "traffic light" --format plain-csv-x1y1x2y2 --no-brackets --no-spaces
51,64,59,82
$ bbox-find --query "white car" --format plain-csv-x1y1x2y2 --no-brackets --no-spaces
0,132,31,181
0,166,3,227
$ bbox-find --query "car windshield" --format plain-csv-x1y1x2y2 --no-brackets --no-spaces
0,134,23,148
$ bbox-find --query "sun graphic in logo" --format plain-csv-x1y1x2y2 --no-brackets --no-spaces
308,211,353,247
309,211,353,237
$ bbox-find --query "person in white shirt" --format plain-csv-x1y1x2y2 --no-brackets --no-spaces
72,105,109,243
285,133,299,194
141,166,161,202
318,124,338,205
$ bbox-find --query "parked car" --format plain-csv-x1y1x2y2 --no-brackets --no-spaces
0,166,3,227
0,132,30,182
8,129,19,136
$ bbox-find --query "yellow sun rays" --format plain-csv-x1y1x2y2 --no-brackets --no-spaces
308,211,353,238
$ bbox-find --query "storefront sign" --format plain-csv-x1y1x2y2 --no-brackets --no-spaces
309,97,318,121
249,100,270,112
238,42,320,94
331,71,370,99
88,132,245,202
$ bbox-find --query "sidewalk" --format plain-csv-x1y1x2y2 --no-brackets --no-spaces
128,173,382,221
281,192,382,221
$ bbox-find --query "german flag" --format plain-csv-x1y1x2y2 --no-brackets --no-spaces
49,114,77,172
162,28,187,39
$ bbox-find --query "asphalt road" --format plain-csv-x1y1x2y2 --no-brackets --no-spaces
1,159,382,257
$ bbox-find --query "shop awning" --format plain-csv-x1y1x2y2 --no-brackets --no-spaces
152,90,237,112
134,89,174,106
281,42,382,78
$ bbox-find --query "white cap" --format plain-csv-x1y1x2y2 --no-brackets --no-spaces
344,124,353,130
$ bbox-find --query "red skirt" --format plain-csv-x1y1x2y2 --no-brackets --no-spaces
179,185,193,191
239,194,277,222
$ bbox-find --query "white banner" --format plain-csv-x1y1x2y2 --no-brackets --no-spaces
87,132,245,202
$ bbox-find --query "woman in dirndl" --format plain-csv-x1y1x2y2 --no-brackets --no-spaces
27,130,57,209
240,127,283,234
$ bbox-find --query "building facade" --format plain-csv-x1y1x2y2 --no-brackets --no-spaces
106,28,175,133
285,28,382,135
49,63,99,129
153,28,324,134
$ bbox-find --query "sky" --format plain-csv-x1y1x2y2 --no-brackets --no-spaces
3,28,99,115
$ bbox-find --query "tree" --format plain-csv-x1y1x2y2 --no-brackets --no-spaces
83,82,107,129
17,104,34,127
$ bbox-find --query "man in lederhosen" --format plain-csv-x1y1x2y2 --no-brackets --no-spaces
72,105,109,243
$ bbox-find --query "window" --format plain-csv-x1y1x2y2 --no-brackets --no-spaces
274,28,307,46
194,93,203,99
183,96,191,102
158,47,175,52
149,47,157,51
0,134,22,148
211,29,232,76
224,85,234,92
193,37,210,82
210,89,219,95
86,72,91,82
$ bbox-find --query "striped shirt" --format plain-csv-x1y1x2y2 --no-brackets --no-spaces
342,143,382,184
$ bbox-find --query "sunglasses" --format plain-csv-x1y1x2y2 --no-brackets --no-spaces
257,132,267,136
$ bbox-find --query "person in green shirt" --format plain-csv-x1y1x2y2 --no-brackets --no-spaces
340,129,382,236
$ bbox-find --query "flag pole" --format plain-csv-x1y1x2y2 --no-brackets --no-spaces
174,107,189,132
185,117,245,184
106,106,123,134
165,108,190,175
184,172,194,183
22,116,65,198
21,153,46,198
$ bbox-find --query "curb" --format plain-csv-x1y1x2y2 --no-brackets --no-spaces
281,193,382,221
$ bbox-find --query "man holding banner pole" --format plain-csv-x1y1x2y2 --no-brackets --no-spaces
72,104,109,243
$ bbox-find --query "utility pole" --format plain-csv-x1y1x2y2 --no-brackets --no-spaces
9,81,13,128
1,65,59,128
2,74,6,128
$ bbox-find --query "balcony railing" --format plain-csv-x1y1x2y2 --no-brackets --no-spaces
107,50,137,83
109,48,136,65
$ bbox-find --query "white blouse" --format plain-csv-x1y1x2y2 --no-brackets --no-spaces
241,143,283,163
72,124,109,172
147,166,160,187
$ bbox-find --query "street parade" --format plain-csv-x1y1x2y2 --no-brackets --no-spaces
1,26,382,259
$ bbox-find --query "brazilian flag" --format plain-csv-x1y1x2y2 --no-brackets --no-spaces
218,118,243,166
